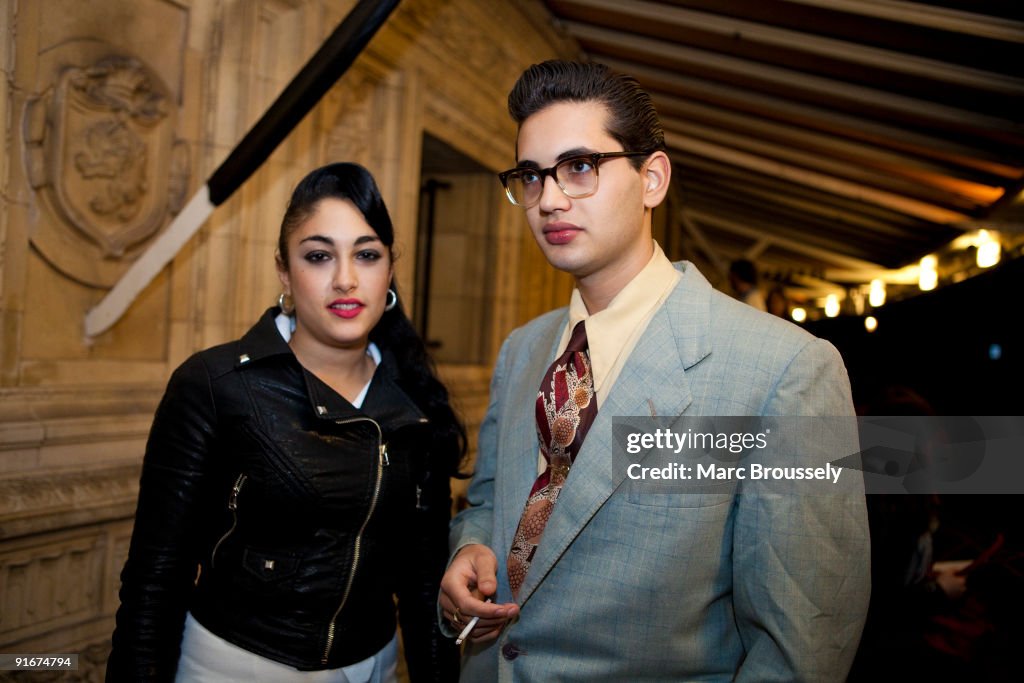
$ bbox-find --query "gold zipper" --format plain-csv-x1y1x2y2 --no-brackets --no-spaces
321,417,387,664
210,473,246,568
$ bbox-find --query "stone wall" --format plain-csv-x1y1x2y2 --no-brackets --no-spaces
0,0,576,677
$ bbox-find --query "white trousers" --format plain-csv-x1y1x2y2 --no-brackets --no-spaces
176,612,398,683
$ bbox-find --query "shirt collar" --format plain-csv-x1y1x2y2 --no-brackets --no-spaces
565,240,680,394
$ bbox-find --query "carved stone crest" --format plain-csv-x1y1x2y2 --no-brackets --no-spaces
24,44,189,286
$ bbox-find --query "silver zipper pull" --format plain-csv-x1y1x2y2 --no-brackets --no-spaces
228,474,245,510
380,443,390,467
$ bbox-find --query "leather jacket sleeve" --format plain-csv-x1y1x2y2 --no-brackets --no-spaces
396,437,460,682
107,354,219,682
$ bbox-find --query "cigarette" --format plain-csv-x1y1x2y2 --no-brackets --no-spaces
455,615,479,645
455,598,491,645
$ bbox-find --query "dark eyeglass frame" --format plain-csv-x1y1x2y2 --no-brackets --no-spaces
498,150,652,208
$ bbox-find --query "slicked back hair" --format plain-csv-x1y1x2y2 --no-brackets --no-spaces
508,60,665,168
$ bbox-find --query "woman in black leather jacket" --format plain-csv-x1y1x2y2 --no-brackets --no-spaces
108,163,464,682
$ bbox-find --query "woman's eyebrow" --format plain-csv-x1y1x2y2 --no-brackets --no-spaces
298,234,333,246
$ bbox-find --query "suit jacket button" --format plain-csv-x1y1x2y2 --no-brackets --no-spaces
501,643,521,660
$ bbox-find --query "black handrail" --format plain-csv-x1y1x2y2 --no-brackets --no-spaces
207,0,401,206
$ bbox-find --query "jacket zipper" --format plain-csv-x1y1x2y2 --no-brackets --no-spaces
210,473,246,568
321,417,388,664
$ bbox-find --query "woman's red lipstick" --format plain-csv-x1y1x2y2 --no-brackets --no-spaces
328,298,364,319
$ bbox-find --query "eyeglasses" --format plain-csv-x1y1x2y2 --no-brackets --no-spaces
498,151,652,208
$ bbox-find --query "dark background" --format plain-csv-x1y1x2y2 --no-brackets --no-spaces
806,256,1022,417
806,255,1021,545
807,257,1021,681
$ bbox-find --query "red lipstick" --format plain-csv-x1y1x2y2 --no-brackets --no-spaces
328,298,364,319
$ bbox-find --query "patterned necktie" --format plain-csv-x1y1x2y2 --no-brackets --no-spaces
507,321,597,598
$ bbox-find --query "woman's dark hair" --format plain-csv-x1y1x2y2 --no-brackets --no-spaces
279,162,466,475
507,60,666,168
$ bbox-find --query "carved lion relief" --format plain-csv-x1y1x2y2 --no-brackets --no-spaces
23,42,189,287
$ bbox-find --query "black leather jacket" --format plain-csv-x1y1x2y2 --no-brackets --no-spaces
108,309,458,681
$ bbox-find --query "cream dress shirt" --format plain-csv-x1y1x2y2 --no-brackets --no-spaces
537,240,681,473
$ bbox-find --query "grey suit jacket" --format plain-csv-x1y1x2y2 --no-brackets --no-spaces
450,262,870,682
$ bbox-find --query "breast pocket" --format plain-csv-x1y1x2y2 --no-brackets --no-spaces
626,484,736,509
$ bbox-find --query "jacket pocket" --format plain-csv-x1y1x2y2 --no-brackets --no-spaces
626,488,735,509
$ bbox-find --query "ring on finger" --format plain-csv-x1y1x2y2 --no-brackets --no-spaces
452,607,463,625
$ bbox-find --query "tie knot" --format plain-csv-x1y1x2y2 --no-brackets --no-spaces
566,320,589,355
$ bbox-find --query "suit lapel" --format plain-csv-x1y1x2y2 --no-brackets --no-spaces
496,314,567,559
514,263,714,605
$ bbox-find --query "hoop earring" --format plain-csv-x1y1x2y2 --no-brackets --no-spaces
384,288,398,312
277,292,294,315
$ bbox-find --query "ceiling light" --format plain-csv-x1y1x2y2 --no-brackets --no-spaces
868,279,886,307
791,307,806,323
825,294,840,318
976,230,1000,268
865,316,878,333
919,256,937,291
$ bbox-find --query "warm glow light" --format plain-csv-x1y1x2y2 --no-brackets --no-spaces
865,316,878,332
868,279,886,307
825,294,840,318
791,307,806,323
919,256,938,291
919,269,937,291
976,230,1000,268
850,288,865,315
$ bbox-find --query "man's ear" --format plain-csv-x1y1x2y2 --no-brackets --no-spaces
642,151,672,209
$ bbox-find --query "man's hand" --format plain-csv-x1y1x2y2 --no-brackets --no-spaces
439,544,519,643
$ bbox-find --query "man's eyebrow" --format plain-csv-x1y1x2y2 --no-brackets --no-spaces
555,147,594,162
516,147,595,169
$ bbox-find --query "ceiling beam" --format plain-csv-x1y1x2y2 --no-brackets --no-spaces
682,194,907,265
676,161,934,239
686,208,886,271
602,57,1023,178
953,220,1024,234
556,0,1024,94
782,0,1024,42
744,237,773,260
665,131,971,224
823,267,919,285
566,21,1023,139
787,273,848,297
678,209,729,279
663,118,996,212
656,94,1007,202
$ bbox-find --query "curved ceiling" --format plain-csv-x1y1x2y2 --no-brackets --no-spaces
540,0,1024,304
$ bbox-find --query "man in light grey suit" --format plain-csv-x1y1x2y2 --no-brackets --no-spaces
439,60,870,682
